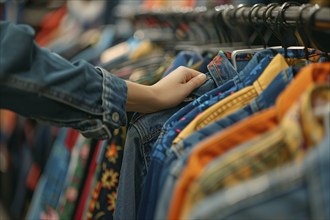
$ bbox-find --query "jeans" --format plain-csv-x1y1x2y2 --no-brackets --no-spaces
0,22,127,139
26,128,70,220
188,134,330,220
114,51,240,220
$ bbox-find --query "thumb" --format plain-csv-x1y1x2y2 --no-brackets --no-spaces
186,74,206,90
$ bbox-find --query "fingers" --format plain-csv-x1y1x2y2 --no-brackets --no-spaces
186,73,206,89
176,66,202,80
173,66,206,93
186,67,205,77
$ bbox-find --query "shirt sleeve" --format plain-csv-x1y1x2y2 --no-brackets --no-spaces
0,21,127,139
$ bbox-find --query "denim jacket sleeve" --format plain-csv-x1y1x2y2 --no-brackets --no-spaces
0,21,127,139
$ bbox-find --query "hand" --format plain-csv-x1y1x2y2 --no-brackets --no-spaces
125,66,206,113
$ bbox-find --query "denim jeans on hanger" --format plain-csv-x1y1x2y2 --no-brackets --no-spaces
26,128,70,220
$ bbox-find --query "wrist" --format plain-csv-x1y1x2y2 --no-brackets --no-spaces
125,81,159,113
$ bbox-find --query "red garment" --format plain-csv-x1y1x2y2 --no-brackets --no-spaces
35,6,67,46
64,129,80,151
74,141,102,220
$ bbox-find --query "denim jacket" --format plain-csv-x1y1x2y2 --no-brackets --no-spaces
0,22,127,139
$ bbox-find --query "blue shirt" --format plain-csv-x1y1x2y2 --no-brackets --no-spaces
137,50,271,220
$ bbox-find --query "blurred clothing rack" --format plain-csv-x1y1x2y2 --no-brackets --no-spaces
122,3,330,52
128,3,330,30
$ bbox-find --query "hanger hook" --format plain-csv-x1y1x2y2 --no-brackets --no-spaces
233,4,249,25
276,2,301,57
297,4,315,61
262,3,279,47
262,3,279,25
248,3,265,24
231,4,250,43
248,3,266,48
278,2,301,29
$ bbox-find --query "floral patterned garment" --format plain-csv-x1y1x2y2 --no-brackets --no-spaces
87,127,126,220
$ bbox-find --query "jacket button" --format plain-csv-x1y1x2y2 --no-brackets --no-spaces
112,112,120,122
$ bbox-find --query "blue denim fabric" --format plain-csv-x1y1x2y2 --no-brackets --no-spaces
235,53,255,72
152,67,296,219
188,135,330,220
26,128,70,220
146,51,252,145
159,46,321,158
157,55,270,146
161,50,204,78
153,49,326,220
137,52,263,220
0,22,127,139
171,66,297,158
154,151,189,220
114,51,239,220
197,51,217,73
138,52,271,219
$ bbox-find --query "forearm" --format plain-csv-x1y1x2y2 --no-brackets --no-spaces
0,22,205,139
125,66,206,113
0,21,127,139
125,81,159,113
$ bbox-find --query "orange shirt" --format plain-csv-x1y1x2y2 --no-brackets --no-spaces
167,62,330,220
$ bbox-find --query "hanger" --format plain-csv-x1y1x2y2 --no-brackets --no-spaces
172,6,232,54
230,4,282,70
222,4,251,45
276,2,302,58
246,3,267,48
294,4,315,62
214,5,234,45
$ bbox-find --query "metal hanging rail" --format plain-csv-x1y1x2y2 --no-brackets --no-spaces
223,4,330,30
129,3,330,31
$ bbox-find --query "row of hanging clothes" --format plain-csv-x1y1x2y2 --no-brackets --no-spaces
111,2,330,220
0,1,329,220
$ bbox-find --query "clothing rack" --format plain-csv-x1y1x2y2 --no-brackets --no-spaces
131,4,330,29
127,3,330,52
226,5,330,29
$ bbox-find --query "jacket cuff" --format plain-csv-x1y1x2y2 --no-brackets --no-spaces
96,66,128,129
